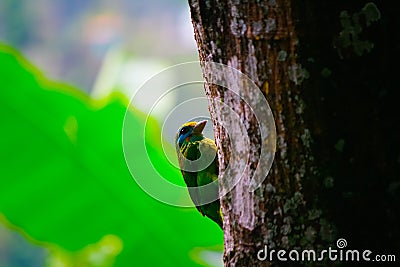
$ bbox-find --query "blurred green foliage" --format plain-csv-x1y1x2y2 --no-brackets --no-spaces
0,44,222,267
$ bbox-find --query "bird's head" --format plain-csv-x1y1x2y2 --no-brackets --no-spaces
175,120,207,148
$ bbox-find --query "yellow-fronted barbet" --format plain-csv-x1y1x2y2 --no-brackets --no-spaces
175,120,223,229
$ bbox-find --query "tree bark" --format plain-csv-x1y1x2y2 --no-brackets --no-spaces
189,0,324,266
188,0,399,266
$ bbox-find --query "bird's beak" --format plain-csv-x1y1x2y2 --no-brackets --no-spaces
192,120,207,134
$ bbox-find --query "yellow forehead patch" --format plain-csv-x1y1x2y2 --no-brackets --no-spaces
182,121,197,127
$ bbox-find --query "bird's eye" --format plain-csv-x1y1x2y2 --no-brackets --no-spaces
179,127,189,136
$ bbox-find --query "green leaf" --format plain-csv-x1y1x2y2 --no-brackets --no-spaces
0,44,223,267
362,2,381,26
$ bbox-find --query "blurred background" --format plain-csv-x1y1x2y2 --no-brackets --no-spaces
0,0,197,91
0,0,222,266
0,0,210,133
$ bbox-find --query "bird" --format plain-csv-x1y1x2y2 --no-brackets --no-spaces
175,120,223,229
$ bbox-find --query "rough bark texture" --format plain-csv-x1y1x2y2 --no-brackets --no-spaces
189,0,399,266
189,0,321,266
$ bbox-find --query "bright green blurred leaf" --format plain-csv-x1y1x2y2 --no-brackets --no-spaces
0,44,223,267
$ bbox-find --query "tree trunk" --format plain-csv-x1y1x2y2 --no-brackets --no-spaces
188,0,323,266
188,0,399,266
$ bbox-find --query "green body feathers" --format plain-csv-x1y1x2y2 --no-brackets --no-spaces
175,121,223,229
